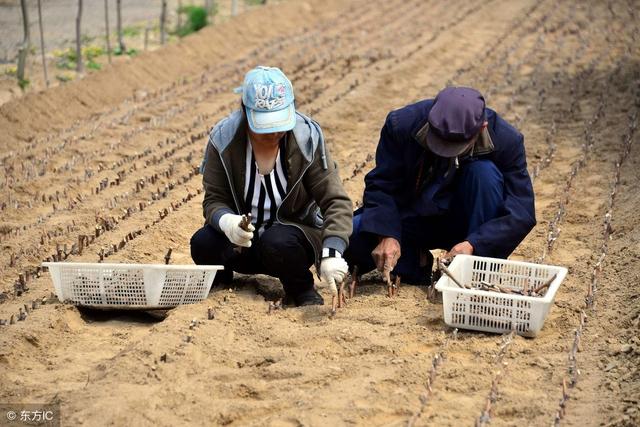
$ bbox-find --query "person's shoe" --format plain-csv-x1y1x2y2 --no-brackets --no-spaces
212,268,233,287
282,293,295,307
288,288,324,307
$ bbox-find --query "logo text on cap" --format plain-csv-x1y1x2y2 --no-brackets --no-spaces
253,83,286,110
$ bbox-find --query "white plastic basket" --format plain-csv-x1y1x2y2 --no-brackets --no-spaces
434,255,567,337
42,262,222,309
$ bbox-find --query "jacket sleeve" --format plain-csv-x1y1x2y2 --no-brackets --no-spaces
359,112,406,241
302,142,353,254
202,143,235,232
466,134,536,258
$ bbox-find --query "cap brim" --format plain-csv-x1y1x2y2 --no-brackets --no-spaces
246,104,296,134
426,126,475,158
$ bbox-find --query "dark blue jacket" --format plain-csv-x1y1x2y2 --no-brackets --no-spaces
359,99,536,258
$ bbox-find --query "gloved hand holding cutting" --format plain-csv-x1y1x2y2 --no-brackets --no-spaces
219,213,255,247
319,255,348,295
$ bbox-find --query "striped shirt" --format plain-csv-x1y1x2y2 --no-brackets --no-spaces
244,136,288,235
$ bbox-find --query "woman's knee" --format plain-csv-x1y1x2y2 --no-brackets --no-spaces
258,226,312,268
190,225,227,265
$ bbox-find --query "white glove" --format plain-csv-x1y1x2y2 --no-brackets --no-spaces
319,256,348,295
219,213,254,247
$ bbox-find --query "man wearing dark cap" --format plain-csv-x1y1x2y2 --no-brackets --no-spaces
345,87,536,285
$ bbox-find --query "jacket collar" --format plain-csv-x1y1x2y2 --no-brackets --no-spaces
209,110,244,153
413,116,495,156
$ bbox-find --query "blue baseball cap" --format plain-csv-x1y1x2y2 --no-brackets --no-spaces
240,66,296,134
426,87,486,157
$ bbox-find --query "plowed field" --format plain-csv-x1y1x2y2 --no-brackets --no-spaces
0,0,638,426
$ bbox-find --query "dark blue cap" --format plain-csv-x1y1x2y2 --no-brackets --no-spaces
426,87,486,157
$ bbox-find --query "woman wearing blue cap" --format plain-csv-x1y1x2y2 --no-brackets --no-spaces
190,66,353,306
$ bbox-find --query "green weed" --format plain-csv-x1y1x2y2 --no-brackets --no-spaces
83,45,104,61
55,73,74,82
53,48,77,70
87,60,102,70
18,78,30,90
4,66,17,77
176,5,208,37
114,46,138,56
122,25,142,37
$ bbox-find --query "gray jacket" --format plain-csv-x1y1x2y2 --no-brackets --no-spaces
201,110,353,269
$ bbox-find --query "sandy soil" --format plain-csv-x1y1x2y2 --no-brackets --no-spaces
0,0,639,425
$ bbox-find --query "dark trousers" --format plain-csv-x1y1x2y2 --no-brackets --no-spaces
344,159,505,284
190,223,315,294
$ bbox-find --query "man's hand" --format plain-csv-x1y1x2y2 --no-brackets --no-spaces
219,213,255,247
444,241,474,259
372,237,401,272
319,256,348,295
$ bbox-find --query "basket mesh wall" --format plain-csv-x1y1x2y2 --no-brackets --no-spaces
470,259,550,292
451,294,532,334
62,267,146,306
49,263,217,308
447,259,552,334
104,269,146,305
64,267,103,305
158,270,209,306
